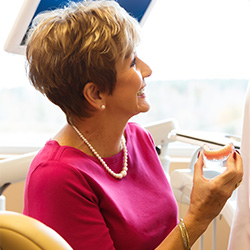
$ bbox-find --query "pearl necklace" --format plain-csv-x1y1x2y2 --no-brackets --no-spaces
72,125,128,179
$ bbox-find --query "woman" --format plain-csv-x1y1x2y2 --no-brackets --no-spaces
23,1,243,249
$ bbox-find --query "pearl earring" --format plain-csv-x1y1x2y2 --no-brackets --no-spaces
101,105,105,110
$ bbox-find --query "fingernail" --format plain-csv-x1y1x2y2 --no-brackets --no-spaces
233,151,236,160
197,151,201,158
235,149,241,155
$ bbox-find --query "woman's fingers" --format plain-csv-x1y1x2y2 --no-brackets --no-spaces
189,149,243,222
215,150,243,188
227,150,243,175
226,150,243,188
192,151,204,182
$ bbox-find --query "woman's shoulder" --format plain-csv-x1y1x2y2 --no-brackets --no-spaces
33,139,82,163
126,122,150,136
126,122,154,146
28,140,89,177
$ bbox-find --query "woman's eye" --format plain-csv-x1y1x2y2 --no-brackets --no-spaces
130,58,136,67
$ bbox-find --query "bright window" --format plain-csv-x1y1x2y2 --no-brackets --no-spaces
0,0,249,150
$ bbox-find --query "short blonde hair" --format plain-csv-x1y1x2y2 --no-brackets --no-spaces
26,0,141,121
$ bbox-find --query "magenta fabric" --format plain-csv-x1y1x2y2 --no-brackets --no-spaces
23,122,178,250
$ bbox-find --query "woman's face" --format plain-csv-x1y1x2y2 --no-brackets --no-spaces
105,52,152,120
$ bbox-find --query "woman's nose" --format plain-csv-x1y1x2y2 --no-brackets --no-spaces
141,61,152,78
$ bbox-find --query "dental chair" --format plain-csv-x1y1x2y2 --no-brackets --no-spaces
0,211,72,250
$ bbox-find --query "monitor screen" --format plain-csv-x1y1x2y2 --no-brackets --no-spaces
4,0,157,55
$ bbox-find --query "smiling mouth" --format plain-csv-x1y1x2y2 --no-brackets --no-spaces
137,87,145,96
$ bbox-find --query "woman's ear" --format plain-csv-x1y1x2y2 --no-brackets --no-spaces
83,82,106,110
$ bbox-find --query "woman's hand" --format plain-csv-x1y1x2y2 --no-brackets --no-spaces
186,150,243,232
156,150,243,250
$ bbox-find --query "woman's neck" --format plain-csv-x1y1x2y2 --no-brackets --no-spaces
54,116,128,158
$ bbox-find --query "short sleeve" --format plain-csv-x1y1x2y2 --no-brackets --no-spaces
24,161,115,250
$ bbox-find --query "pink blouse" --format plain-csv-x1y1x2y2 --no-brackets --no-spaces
23,122,178,250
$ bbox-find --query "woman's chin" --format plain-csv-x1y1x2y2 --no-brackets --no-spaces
138,101,151,113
